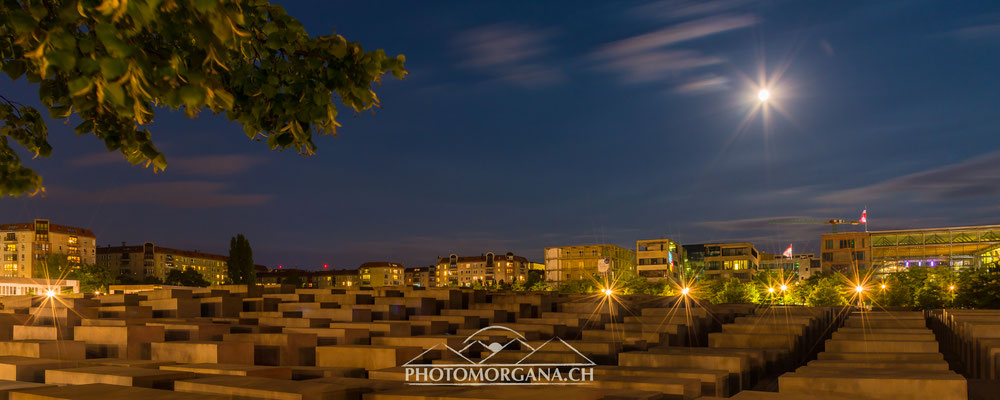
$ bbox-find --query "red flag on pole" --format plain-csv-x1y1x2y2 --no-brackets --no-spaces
860,209,867,224
782,244,793,258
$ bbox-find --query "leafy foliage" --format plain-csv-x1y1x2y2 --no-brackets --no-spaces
227,233,254,284
32,253,71,278
805,276,847,306
76,262,115,292
164,267,210,287
0,0,406,196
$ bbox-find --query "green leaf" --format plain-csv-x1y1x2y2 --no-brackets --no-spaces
178,86,206,108
45,50,77,71
99,58,127,80
67,77,92,96
193,0,217,12
95,23,134,57
74,121,95,136
101,83,126,108
2,60,27,80
9,10,37,34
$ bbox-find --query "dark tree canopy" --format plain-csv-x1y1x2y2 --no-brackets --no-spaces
165,266,210,287
227,233,254,284
0,0,406,196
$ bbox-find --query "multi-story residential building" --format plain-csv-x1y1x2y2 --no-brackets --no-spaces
257,268,359,288
359,262,404,287
683,242,760,281
636,238,681,280
819,232,871,274
543,244,636,284
1,219,96,278
759,253,815,280
96,242,228,285
404,266,433,287
436,252,531,287
868,225,1000,272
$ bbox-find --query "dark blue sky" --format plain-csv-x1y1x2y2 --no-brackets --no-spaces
4,0,1000,269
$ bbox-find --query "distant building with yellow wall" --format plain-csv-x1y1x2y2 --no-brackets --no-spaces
359,261,403,287
96,242,228,285
543,244,636,284
636,238,681,280
819,232,870,275
683,242,759,281
436,252,532,287
1,219,96,278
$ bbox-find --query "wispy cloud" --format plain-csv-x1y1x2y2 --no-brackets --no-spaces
673,74,730,93
169,155,265,176
455,24,563,86
591,14,757,84
630,0,755,20
817,151,1000,204
594,14,757,58
68,153,264,176
939,20,1000,40
51,181,273,208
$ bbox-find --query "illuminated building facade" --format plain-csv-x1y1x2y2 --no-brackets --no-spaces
759,253,815,280
1,219,96,278
436,252,531,287
359,261,404,287
96,242,228,285
636,238,681,279
684,242,759,281
819,232,871,274
0,277,79,296
543,244,636,284
869,225,1000,272
404,266,433,287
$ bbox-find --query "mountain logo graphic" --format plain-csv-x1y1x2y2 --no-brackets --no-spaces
402,325,596,386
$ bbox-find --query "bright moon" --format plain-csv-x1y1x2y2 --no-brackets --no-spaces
757,89,770,101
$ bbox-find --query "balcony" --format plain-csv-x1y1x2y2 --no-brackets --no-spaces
3,234,15,242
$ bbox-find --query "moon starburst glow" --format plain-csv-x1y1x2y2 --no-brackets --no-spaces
757,89,770,101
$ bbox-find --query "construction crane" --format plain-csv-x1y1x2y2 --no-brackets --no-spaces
768,218,860,233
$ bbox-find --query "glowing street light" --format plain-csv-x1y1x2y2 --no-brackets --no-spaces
602,288,614,296
779,285,787,292
681,287,690,295
948,285,955,291
768,287,775,293
880,284,887,289
44,290,56,298
757,89,771,102
855,286,864,293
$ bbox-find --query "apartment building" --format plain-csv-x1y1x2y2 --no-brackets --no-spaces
1,219,96,278
683,242,760,281
636,238,681,280
436,252,531,287
359,261,404,287
543,244,636,284
96,242,228,285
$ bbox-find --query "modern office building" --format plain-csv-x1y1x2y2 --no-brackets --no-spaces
96,242,228,285
0,277,79,296
819,232,871,274
543,244,636,284
759,253,815,280
636,238,681,280
869,225,1000,272
683,242,760,281
359,261,404,287
1,219,96,278
436,252,532,287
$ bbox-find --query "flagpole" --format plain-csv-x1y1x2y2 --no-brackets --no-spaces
865,205,869,232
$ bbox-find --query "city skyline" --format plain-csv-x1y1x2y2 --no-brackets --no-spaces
3,1,1000,268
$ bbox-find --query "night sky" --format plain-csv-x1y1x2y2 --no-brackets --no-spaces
3,1,1000,269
